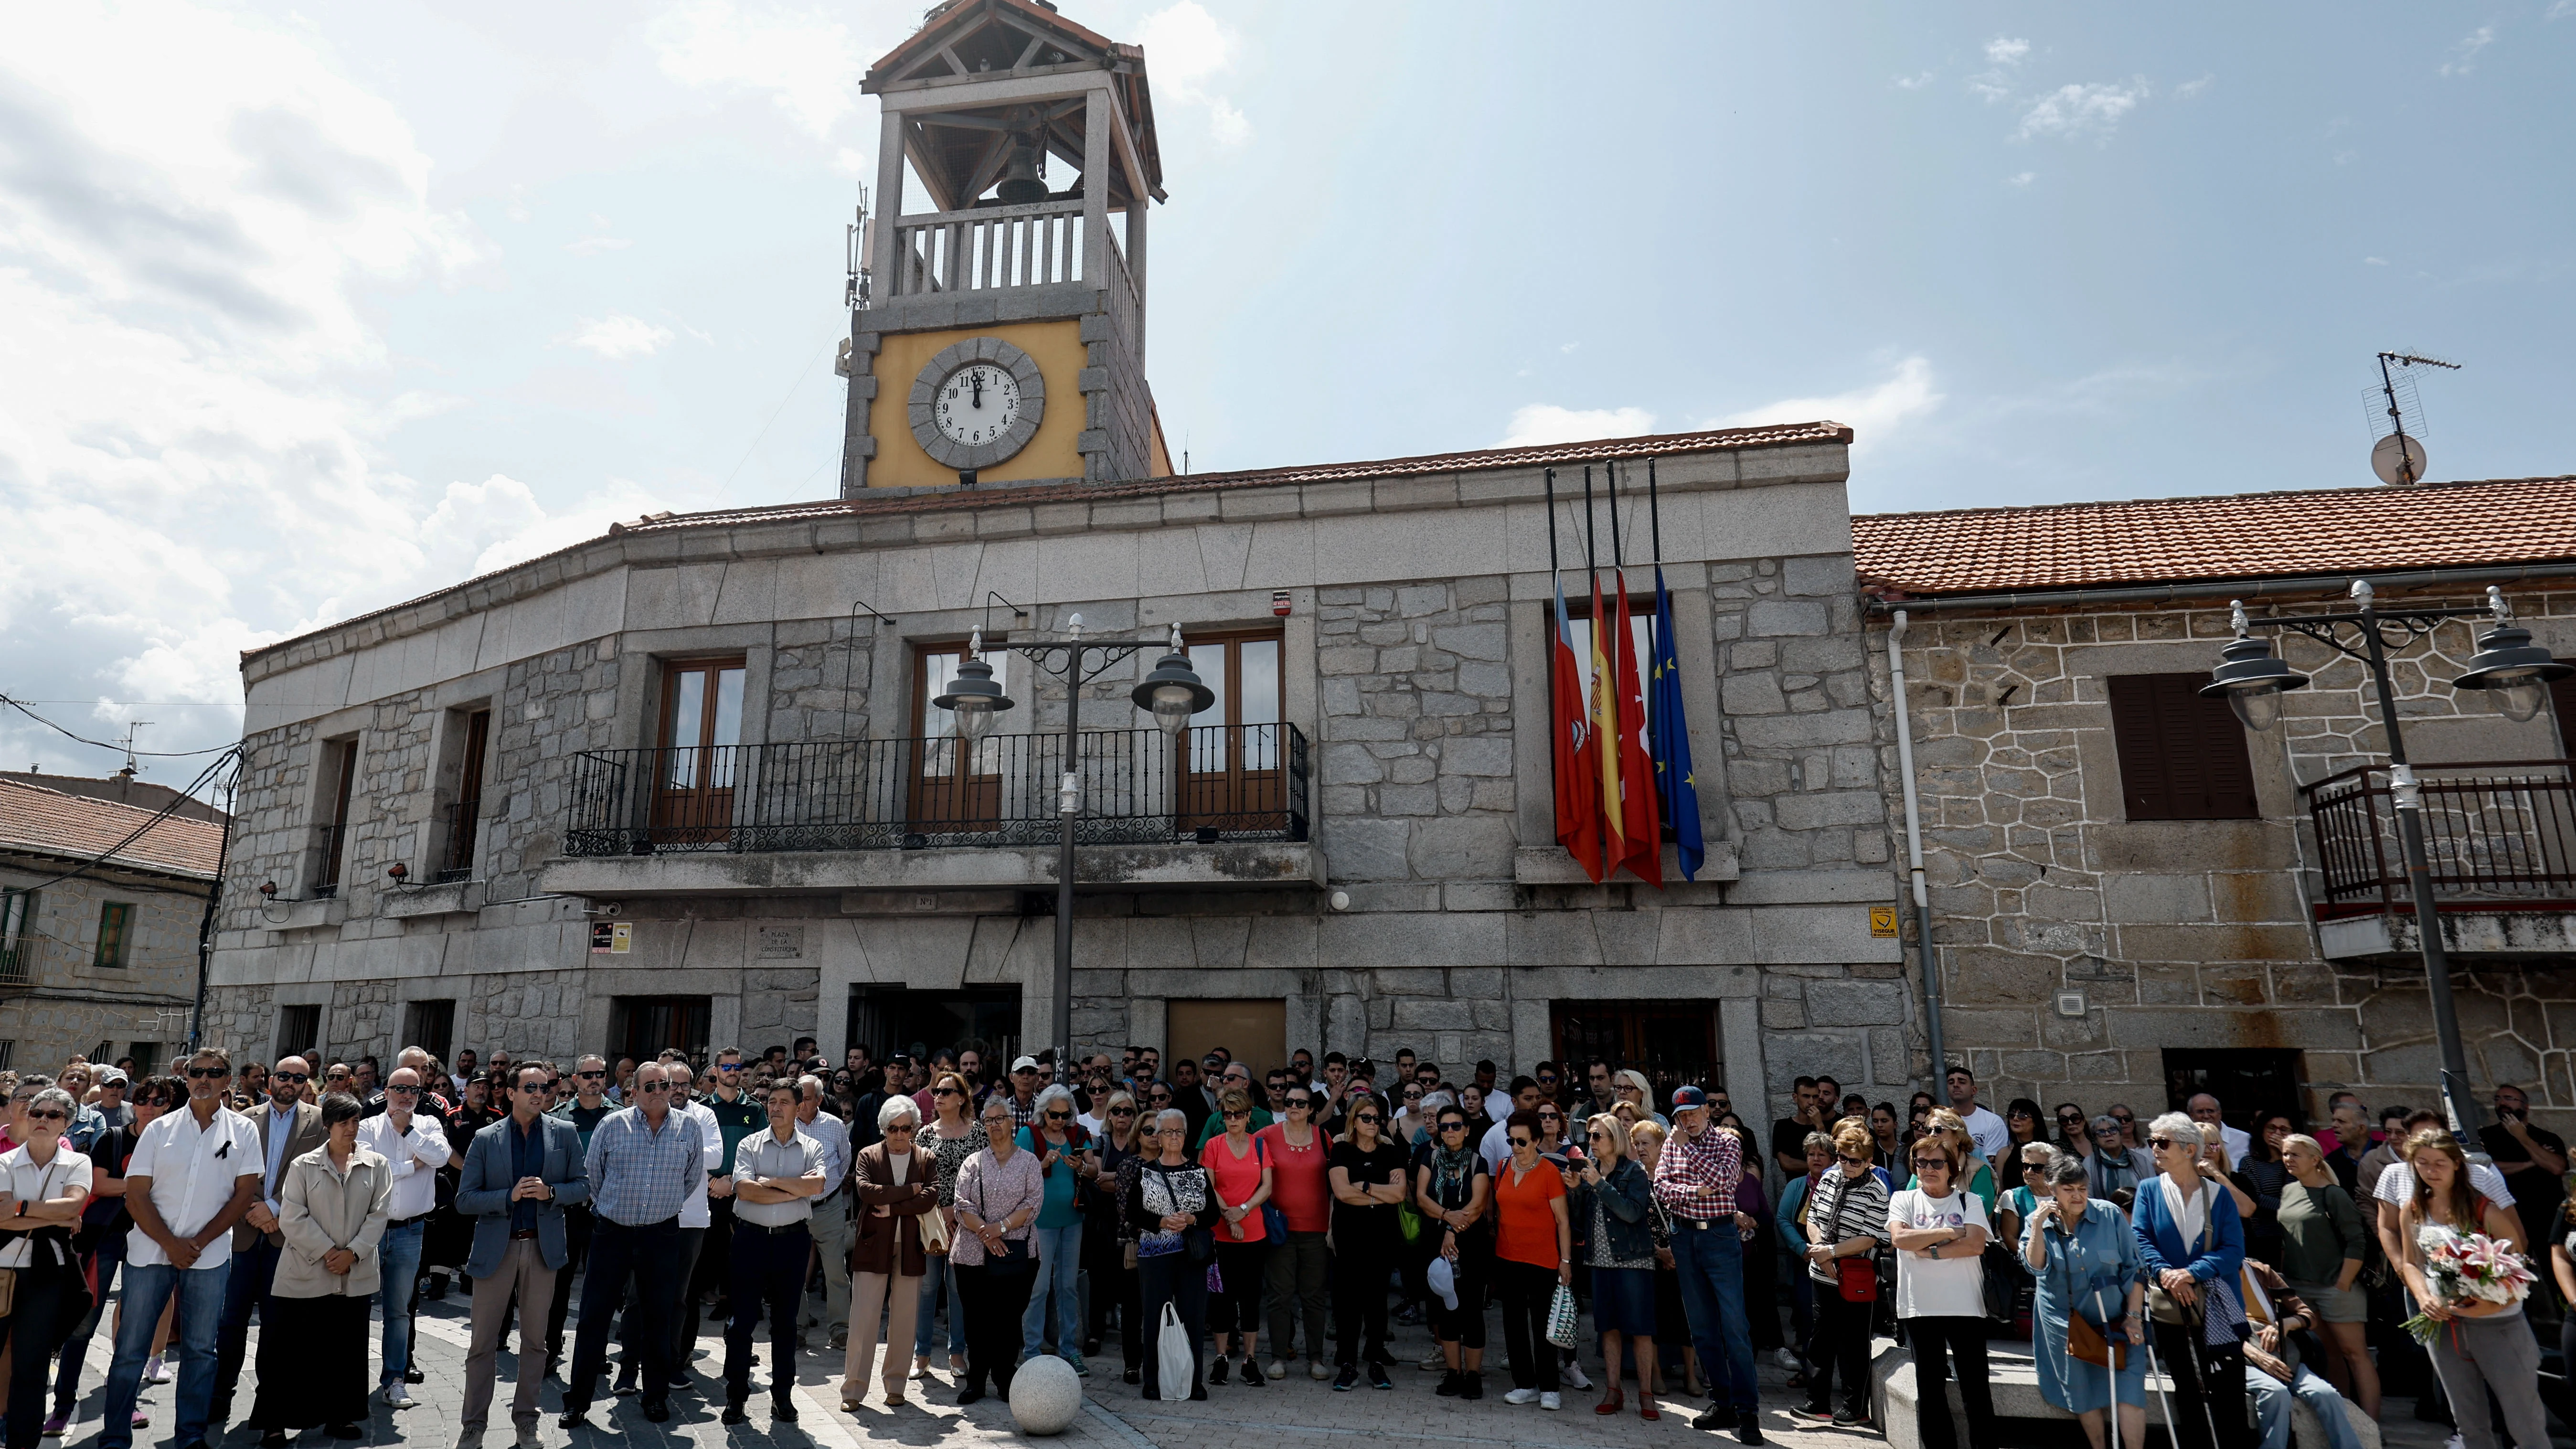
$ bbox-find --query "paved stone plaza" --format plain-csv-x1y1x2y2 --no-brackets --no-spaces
46,1286,2503,1449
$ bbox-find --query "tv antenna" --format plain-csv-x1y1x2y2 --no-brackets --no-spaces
118,721,153,777
2367,351,2459,486
844,184,874,314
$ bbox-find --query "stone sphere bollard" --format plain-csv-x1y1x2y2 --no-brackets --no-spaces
1009,1354,1083,1436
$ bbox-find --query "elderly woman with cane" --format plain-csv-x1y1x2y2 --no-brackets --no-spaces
2131,1112,2249,1449
2024,1155,2146,1449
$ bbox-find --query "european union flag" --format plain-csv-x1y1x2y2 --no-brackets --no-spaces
1647,566,1704,881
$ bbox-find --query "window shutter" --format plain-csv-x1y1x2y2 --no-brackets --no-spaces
2108,673,2259,821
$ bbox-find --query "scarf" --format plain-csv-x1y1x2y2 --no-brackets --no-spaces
1429,1141,1480,1210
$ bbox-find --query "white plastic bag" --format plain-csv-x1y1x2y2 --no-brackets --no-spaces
1155,1300,1194,1400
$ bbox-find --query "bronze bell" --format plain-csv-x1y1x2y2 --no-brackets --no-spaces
995,142,1046,205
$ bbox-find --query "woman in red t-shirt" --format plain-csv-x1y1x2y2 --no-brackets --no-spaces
1492,1108,1572,1407
1254,1087,1333,1377
1197,1086,1274,1385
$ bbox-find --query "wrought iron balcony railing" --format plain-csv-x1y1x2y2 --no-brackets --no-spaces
2303,758,2576,917
564,724,1309,857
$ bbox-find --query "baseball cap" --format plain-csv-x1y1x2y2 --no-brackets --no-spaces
1670,1085,1709,1110
98,1068,129,1087
1425,1254,1459,1311
1010,1055,1041,1073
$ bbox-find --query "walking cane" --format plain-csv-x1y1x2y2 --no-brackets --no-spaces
2141,1332,2182,1449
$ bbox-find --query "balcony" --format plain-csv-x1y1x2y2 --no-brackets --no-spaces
2304,759,2576,961
542,724,1321,899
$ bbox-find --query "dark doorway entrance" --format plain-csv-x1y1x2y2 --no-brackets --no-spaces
850,986,1022,1066
1550,1000,1721,1119
610,995,712,1066
2161,1048,2308,1133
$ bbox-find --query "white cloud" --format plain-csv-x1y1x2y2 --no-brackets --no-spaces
2017,80,2150,141
564,314,676,360
1703,357,1941,458
2175,74,2215,99
2005,171,2036,187
1969,36,2029,100
1498,405,1657,448
644,0,870,138
1140,3,1251,146
2365,256,2389,266
1985,37,2032,66
0,1,673,763
1895,71,1935,90
2439,26,2494,76
2551,0,2575,19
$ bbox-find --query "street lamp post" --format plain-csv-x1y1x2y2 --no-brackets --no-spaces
2203,582,2570,1138
934,616,1212,1085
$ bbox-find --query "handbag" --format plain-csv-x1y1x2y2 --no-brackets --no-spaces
1836,1255,1879,1303
1252,1136,1289,1241
968,1162,1034,1275
1544,1281,1578,1349
918,1204,951,1255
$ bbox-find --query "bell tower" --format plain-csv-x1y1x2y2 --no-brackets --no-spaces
841,0,1170,493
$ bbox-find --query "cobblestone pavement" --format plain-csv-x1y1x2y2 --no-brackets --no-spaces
45,1284,2534,1449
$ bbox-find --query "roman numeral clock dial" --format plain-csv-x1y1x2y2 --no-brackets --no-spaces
906,338,1045,474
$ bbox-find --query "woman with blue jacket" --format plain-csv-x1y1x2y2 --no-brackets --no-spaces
2131,1113,2250,1449
1570,1114,1659,1418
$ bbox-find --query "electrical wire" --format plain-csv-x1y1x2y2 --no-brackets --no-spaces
0,696,239,757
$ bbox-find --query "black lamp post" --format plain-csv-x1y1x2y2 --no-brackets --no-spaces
2203,582,2571,1137
934,617,1212,1084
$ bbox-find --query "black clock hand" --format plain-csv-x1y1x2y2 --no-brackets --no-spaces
971,371,983,408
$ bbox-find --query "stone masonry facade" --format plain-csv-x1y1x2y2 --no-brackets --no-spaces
1882,588,2576,1134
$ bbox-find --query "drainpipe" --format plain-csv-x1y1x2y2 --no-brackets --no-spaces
1886,611,1946,1086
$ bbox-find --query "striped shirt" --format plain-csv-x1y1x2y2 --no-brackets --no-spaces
584,1106,708,1227
1650,1122,1743,1222
1801,1166,1892,1284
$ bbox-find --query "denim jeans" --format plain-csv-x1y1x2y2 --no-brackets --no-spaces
211,1236,279,1415
1670,1223,1757,1410
99,1260,229,1449
915,1254,966,1355
376,1217,426,1387
1019,1221,1083,1361
2249,1362,2362,1449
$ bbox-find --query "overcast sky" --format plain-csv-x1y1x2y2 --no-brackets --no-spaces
3,0,2572,782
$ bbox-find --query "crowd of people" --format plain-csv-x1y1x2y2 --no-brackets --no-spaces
0,1042,2556,1449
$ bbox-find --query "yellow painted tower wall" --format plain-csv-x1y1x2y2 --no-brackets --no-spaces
866,320,1087,487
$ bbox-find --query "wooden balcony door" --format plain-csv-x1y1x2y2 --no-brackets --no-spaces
910,646,1006,831
1179,634,1283,835
653,659,745,844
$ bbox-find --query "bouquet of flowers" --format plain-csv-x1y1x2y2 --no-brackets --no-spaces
2401,1226,2538,1342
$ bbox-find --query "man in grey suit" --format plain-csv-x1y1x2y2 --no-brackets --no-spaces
455,1062,590,1449
211,1055,327,1425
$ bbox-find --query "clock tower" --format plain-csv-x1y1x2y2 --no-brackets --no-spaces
841,0,1171,493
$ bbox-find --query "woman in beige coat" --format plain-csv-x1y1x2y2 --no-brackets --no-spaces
252,1093,391,1445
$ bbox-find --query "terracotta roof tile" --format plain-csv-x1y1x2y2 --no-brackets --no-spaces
0,779,224,881
1853,476,2576,599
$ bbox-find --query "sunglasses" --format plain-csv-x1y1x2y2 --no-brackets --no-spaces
1108,1107,1136,1117
1046,1111,1072,1120
639,1082,670,1094
1910,1157,1948,1169
272,1072,310,1084
388,1085,421,1096
716,1062,742,1071
885,1123,916,1133
544,1079,563,1090
2149,1138,2178,1150
1508,1136,1532,1148
1222,1109,1249,1119
1286,1098,1312,1109
577,1071,606,1080
1352,1113,1381,1124
23,1110,66,1123
186,1067,228,1080
934,1087,965,1097
2094,1126,2121,1136
515,1083,550,1094
2111,1112,2133,1123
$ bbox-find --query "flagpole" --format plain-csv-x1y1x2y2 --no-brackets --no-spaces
1581,465,1596,575
1648,456,1662,565
1607,459,1623,573
1545,467,1560,578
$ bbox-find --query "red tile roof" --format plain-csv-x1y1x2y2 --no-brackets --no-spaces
613,420,1853,537
0,779,224,882
1853,476,2576,599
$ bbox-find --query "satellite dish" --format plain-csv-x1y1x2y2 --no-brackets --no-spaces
2372,432,2427,487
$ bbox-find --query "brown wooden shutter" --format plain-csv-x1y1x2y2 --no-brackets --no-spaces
2107,673,2259,821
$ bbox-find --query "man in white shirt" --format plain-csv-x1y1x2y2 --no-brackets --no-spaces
796,1076,853,1348
2187,1093,2253,1168
98,1048,262,1449
1945,1065,2011,1164
1478,1076,1545,1172
613,1061,728,1393
356,1066,453,1407
212,1056,326,1426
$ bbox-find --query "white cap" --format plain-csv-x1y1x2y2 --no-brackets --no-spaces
1011,1055,1042,1073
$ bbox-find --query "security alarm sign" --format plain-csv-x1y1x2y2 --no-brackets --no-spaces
590,921,632,954
1868,906,1898,938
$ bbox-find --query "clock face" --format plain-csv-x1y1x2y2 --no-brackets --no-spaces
934,362,1022,446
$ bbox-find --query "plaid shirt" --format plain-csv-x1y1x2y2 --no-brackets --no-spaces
1650,1121,1742,1221
585,1105,708,1227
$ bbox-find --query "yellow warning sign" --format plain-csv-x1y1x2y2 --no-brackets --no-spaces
591,921,632,954
1868,906,1898,939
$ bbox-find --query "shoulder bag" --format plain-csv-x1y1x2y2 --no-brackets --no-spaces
970,1157,1035,1275
2051,1215,2129,1370
2146,1179,2218,1325
1253,1135,1290,1241
1818,1173,1880,1303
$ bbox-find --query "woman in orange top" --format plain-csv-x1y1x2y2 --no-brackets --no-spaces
1491,1108,1573,1409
